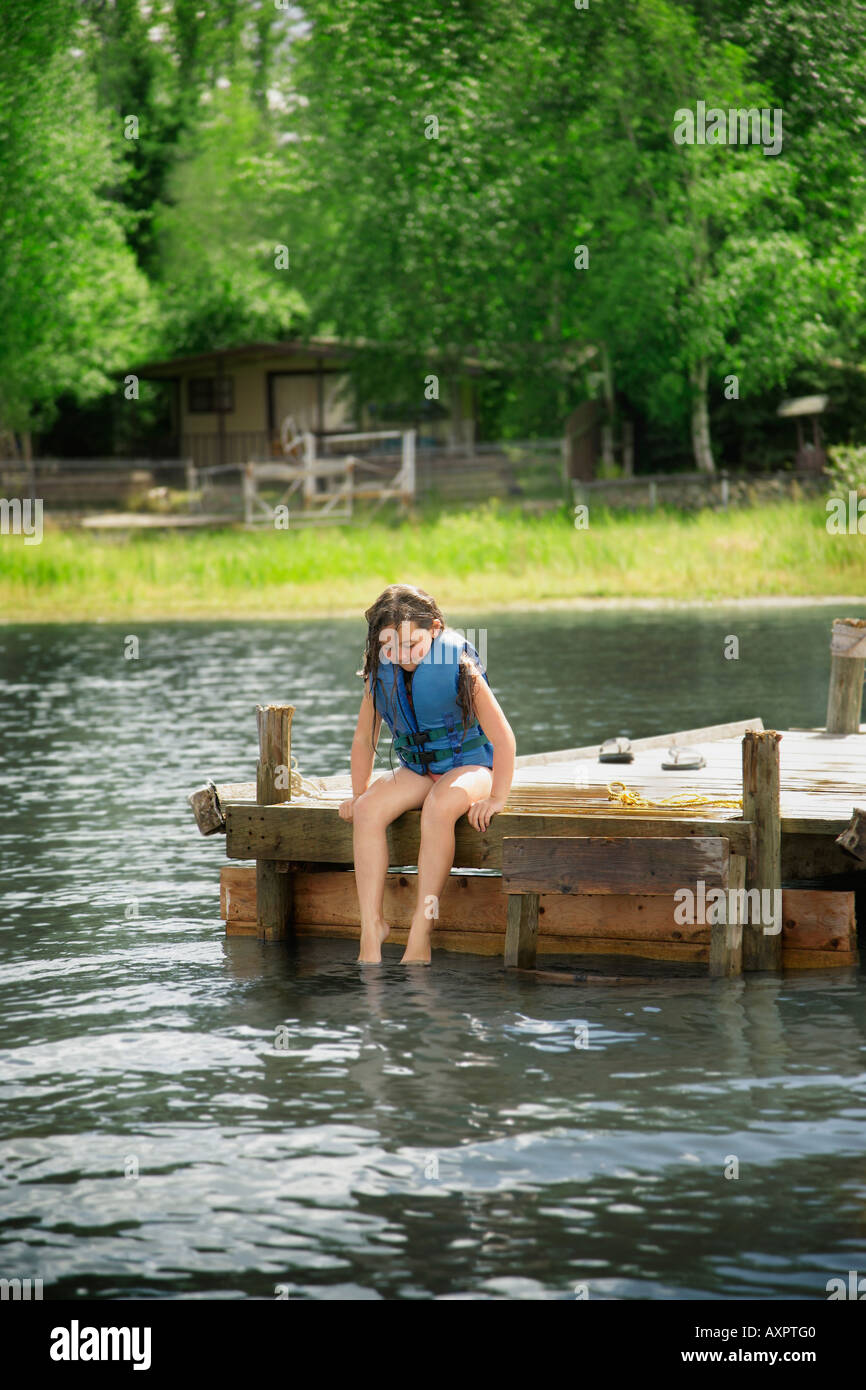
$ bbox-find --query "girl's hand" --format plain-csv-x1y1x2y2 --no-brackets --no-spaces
338,797,356,822
467,796,507,833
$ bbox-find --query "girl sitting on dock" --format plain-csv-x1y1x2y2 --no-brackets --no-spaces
339,584,516,964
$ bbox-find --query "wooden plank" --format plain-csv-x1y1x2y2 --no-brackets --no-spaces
223,917,859,968
221,866,857,955
504,893,539,968
224,919,708,960
781,889,856,951
225,803,754,863
781,948,860,969
782,817,859,836
782,832,866,879
501,836,730,896
512,717,765,768
222,865,713,939
221,865,255,922
536,893,710,940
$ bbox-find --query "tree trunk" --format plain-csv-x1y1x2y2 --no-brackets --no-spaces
690,361,714,473
600,342,615,469
22,430,35,505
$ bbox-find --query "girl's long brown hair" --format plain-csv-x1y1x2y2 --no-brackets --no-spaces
357,584,483,764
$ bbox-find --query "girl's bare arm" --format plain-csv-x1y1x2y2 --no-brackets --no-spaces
470,675,516,803
350,690,383,798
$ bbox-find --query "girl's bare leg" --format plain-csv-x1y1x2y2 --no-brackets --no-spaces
401,765,494,964
352,766,432,962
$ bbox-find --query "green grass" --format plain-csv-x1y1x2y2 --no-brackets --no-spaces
1,496,863,621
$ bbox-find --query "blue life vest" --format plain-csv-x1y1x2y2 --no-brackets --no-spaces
369,627,495,775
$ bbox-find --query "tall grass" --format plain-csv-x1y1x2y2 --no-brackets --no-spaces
0,497,862,620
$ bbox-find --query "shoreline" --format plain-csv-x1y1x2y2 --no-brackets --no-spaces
1,594,862,625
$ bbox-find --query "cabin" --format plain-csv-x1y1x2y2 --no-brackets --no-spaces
127,337,484,471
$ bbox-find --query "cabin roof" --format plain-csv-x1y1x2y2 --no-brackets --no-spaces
127,336,492,379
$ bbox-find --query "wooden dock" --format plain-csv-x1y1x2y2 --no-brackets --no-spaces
189,617,866,978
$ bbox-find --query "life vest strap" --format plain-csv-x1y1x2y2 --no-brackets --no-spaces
393,722,467,747
393,727,490,770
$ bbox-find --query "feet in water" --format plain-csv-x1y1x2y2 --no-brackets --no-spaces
400,924,431,965
357,918,390,964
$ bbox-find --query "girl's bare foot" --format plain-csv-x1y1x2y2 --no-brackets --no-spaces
357,918,390,964
400,925,431,965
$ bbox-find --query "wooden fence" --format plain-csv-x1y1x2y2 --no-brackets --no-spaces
571,467,831,512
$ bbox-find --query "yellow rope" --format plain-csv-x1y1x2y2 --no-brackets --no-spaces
289,754,331,800
606,780,743,810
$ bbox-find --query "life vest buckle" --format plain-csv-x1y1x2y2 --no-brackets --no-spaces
402,729,430,746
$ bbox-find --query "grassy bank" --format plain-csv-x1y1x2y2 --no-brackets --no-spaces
1,497,863,621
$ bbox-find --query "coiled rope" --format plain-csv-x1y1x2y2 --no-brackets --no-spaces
606,780,743,810
288,754,332,801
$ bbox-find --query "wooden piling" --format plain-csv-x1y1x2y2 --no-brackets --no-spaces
741,730,783,969
255,703,294,942
826,618,866,735
504,892,539,969
708,852,745,978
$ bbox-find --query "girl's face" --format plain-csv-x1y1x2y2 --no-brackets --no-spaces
378,618,441,669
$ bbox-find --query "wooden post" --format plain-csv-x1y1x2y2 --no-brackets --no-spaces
256,703,294,941
303,431,316,505
826,618,866,734
709,851,745,977
243,462,254,525
504,893,539,969
741,730,782,969
401,428,416,517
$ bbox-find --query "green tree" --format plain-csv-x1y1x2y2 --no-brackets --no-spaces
0,0,157,458
151,84,307,352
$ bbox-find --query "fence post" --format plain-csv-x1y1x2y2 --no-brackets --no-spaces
402,429,416,515
186,459,198,513
720,469,729,510
560,436,570,503
303,432,316,505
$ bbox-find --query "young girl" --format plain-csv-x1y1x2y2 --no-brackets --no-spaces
338,584,516,965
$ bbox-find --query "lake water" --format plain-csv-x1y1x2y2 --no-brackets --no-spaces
1,603,864,1299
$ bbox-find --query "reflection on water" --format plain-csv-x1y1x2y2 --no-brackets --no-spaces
0,607,864,1299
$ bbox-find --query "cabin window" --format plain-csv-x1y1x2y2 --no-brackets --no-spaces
188,376,234,413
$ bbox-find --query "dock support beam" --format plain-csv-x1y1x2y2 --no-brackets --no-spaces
504,892,539,969
256,703,294,942
742,730,783,969
826,617,866,735
708,852,745,977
